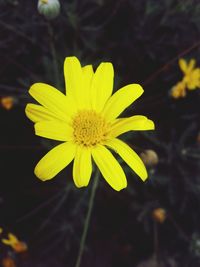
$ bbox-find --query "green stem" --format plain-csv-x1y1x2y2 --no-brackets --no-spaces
75,171,99,267
153,221,160,267
47,23,61,90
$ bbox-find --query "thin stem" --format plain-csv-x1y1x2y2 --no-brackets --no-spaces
75,171,99,267
143,39,200,86
47,23,61,90
153,221,160,267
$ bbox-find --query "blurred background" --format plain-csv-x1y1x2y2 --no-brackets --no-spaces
0,0,200,266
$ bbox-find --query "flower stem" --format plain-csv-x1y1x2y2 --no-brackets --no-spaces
47,23,61,90
75,171,99,267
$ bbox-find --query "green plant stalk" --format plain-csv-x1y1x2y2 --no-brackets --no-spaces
47,23,61,90
75,171,99,267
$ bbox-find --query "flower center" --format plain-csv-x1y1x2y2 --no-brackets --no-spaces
72,110,109,147
41,0,48,4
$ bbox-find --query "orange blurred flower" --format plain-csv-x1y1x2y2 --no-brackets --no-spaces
2,257,16,267
152,208,166,223
2,233,28,253
1,97,14,110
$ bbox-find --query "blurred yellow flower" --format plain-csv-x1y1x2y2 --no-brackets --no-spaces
1,96,14,110
26,56,155,191
172,58,200,99
171,81,187,99
179,58,200,89
2,233,28,253
0,227,3,234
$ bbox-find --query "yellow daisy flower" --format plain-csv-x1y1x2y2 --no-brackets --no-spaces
171,81,187,99
25,56,155,191
179,58,200,90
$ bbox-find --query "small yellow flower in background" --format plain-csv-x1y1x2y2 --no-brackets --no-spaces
26,56,155,191
179,58,200,89
152,208,166,223
171,81,187,99
1,96,14,110
171,58,200,99
2,233,28,253
2,257,16,267
0,227,3,234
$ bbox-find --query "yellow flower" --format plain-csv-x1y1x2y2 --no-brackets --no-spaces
25,57,155,191
2,233,28,253
0,227,3,234
179,58,200,90
171,81,187,99
183,68,200,90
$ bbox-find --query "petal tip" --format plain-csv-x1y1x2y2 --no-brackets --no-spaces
148,120,155,130
64,56,80,66
132,83,144,95
34,166,51,181
140,172,148,182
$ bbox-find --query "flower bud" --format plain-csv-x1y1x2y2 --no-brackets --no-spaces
37,0,60,20
152,208,166,223
1,96,14,110
140,149,159,167
2,257,16,267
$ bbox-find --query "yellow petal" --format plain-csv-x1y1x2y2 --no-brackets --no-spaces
25,104,58,123
8,233,18,243
91,62,114,112
81,65,94,109
102,84,144,121
187,69,200,90
34,121,73,141
92,145,127,191
29,83,76,121
179,58,187,73
110,115,155,137
64,56,83,104
106,138,148,181
34,142,76,181
2,239,11,245
73,146,92,187
188,59,196,72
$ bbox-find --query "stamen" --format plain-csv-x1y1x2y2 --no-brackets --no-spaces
72,110,109,147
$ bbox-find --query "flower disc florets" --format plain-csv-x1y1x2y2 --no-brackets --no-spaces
72,110,109,147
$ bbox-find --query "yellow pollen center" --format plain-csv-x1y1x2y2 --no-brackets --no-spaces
72,110,109,147
41,0,48,4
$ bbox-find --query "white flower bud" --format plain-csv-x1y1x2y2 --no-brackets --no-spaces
38,0,60,20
